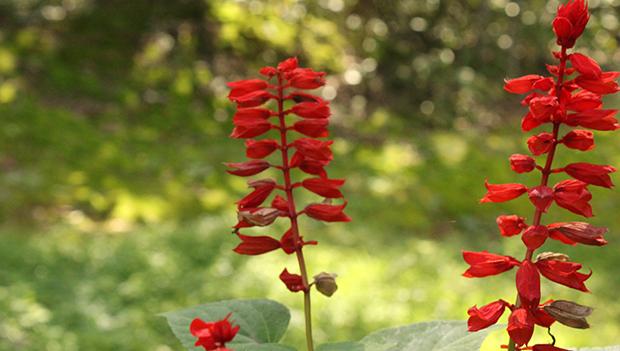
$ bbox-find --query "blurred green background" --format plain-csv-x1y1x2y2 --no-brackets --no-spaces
1,0,619,350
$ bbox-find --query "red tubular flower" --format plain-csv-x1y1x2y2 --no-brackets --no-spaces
516,261,541,307
496,214,527,237
547,222,607,246
234,233,281,255
535,259,591,292
553,0,589,48
190,314,240,351
509,154,536,174
521,225,549,251
226,58,348,347
467,300,508,331
304,202,351,222
528,185,554,213
560,129,594,151
480,180,527,203
507,308,535,347
302,178,345,198
464,2,618,349
279,268,305,292
553,179,593,217
462,251,520,278
237,179,277,208
225,160,270,177
504,75,546,94
245,139,280,159
563,162,616,188
527,133,555,156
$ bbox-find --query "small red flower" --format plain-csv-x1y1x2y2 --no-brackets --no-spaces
480,180,527,203
553,179,593,217
288,68,326,89
190,314,240,351
462,251,520,278
293,119,329,138
245,139,280,159
467,300,508,331
575,72,620,95
547,221,607,246
569,53,602,78
507,308,535,346
563,162,616,188
504,75,546,94
527,132,555,156
535,259,591,292
237,179,277,209
496,214,527,237
566,90,602,112
292,101,331,119
565,109,619,131
228,79,269,100
528,96,558,121
560,129,594,151
553,0,589,48
279,268,305,292
304,202,351,222
302,178,345,198
293,138,334,162
234,233,282,255
528,185,554,213
516,260,541,307
225,160,270,177
509,154,536,174
521,225,549,251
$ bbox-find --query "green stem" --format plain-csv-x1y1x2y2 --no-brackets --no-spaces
276,75,314,351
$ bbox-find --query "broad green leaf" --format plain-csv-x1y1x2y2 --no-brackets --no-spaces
576,347,620,351
359,320,500,351
317,342,365,351
162,299,291,350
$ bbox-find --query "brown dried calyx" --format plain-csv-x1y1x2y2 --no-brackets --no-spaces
543,300,593,329
313,272,338,297
238,208,280,226
535,252,569,262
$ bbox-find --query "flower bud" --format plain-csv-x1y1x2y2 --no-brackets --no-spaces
561,130,594,151
527,132,555,156
313,272,338,297
496,215,527,237
509,154,536,173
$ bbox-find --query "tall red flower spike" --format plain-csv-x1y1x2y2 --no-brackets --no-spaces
463,1,618,350
226,57,349,351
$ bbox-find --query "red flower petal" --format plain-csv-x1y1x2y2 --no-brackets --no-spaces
569,53,602,78
504,75,545,94
302,177,345,198
560,129,594,151
509,154,536,173
293,119,329,137
279,268,305,292
292,101,331,119
233,233,281,255
496,215,527,237
225,160,270,177
564,162,616,188
480,180,527,203
516,260,541,308
467,300,508,331
304,202,351,222
462,251,520,278
547,221,607,246
237,179,277,208
565,109,619,131
245,139,280,159
228,79,268,100
507,308,535,346
553,179,593,217
536,259,591,292
293,138,334,162
521,225,549,251
527,132,555,156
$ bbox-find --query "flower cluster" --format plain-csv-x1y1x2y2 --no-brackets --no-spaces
190,314,239,351
463,1,618,350
225,57,349,350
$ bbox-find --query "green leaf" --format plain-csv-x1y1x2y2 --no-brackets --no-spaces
317,342,365,351
354,321,498,351
162,299,291,350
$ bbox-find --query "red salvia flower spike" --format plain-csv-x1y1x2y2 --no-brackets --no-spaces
465,1,618,349
467,300,509,332
226,57,348,350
